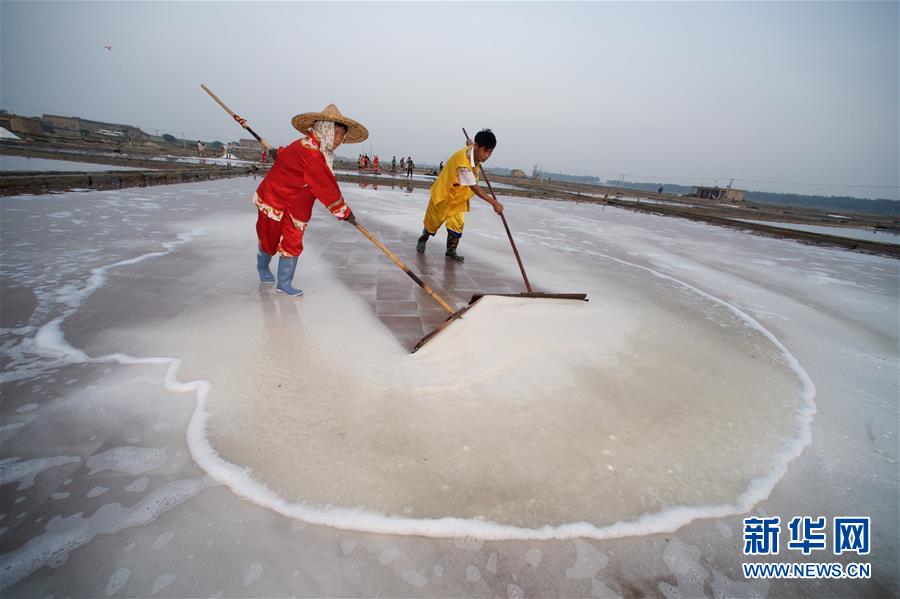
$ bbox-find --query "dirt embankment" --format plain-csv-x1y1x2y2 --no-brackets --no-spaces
3,143,897,257
0,142,263,195
335,166,899,258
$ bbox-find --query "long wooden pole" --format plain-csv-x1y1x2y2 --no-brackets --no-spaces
496,210,533,292
353,223,455,314
463,128,533,292
201,84,274,150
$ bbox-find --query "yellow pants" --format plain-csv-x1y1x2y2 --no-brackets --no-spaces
423,203,465,237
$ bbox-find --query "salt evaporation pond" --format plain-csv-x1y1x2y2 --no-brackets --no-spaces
0,177,895,596
732,217,900,245
0,155,144,172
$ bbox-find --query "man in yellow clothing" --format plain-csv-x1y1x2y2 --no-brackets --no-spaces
416,129,504,261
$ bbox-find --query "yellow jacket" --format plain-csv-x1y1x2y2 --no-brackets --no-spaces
429,145,478,215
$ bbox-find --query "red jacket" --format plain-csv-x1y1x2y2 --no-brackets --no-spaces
255,134,349,223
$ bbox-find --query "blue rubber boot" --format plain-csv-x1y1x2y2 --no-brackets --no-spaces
275,256,303,296
257,249,275,283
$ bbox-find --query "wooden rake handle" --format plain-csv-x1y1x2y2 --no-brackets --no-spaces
353,222,456,314
201,84,274,150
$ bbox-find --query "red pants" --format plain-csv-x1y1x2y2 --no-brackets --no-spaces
256,210,305,257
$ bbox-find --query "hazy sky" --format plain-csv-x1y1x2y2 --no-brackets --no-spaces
1,1,897,199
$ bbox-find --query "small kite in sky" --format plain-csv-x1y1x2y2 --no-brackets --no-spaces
104,45,112,51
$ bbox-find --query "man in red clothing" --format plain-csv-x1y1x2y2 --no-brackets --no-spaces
254,104,368,296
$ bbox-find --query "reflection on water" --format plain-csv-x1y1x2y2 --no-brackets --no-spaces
356,180,415,193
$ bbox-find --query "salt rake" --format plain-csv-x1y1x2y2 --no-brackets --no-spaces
405,130,591,350
413,130,592,351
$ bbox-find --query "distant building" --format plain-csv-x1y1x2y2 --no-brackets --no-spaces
41,114,81,131
509,169,527,178
0,111,192,146
691,186,745,203
42,114,148,139
0,114,44,136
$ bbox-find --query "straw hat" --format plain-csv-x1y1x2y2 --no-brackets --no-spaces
291,104,368,144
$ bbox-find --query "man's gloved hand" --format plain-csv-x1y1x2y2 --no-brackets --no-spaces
267,148,278,162
343,210,357,225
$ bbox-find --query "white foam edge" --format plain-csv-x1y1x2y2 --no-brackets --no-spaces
55,228,207,307
28,238,816,541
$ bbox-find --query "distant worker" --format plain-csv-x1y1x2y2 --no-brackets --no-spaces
373,155,380,175
658,186,663,194
400,156,407,172
253,104,367,295
197,140,205,157
391,155,397,172
406,156,414,179
416,129,503,262
439,160,444,172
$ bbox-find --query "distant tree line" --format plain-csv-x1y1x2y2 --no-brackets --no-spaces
539,172,601,184
744,192,899,216
611,181,694,194
611,180,898,216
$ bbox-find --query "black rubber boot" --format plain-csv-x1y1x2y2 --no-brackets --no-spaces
416,228,432,254
445,234,464,262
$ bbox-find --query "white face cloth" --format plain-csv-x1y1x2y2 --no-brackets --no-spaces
311,120,336,173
